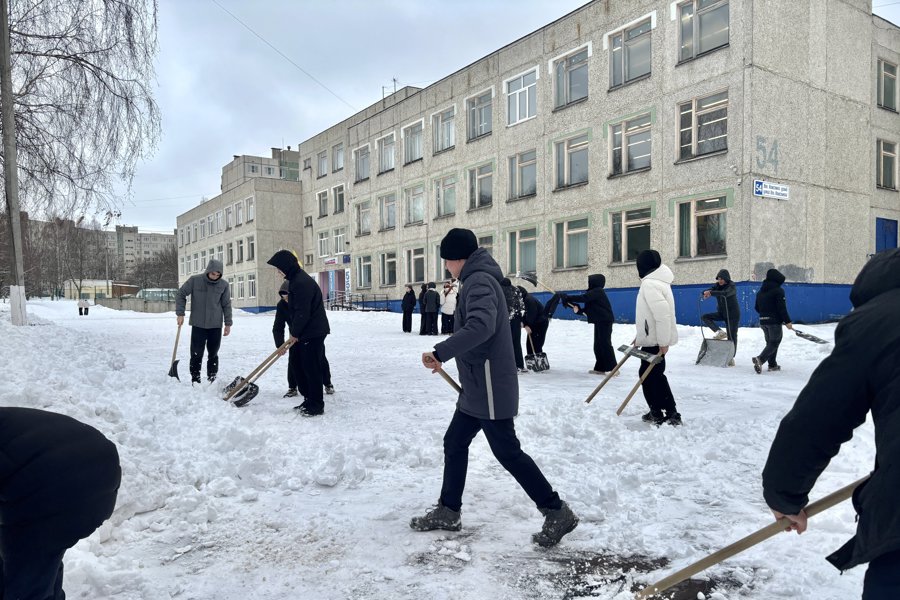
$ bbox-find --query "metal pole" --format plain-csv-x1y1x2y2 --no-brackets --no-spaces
0,0,26,324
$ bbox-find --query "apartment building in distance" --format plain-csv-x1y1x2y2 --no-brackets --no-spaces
296,0,899,323
104,226,176,275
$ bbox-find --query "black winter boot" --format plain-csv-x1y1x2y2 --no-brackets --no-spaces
642,410,666,425
409,501,461,532
532,501,578,547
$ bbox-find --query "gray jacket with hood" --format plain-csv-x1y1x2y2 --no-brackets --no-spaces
175,259,233,329
433,248,518,420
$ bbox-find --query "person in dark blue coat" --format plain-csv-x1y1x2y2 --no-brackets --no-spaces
762,248,900,600
701,269,741,363
752,268,794,373
401,285,416,333
0,408,121,599
563,274,616,374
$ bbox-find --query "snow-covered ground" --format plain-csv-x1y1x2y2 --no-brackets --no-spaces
0,299,871,600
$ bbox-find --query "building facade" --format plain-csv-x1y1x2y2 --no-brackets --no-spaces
105,226,176,275
294,0,899,322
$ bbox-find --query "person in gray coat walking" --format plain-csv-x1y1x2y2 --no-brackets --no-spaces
411,228,578,548
176,259,233,384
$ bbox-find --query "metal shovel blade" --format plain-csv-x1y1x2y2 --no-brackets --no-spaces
695,338,735,367
231,383,259,407
168,359,180,380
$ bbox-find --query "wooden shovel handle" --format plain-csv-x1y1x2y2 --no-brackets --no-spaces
437,368,462,393
224,340,293,401
616,361,657,416
171,323,182,364
585,352,632,404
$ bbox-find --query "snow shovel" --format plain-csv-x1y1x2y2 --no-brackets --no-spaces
616,348,663,416
584,345,634,404
223,340,293,405
168,323,183,380
424,355,462,392
524,331,546,372
516,271,556,294
695,297,735,367
794,329,829,344
636,475,868,598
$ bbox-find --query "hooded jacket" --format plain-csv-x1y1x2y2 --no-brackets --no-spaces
521,290,548,328
423,284,441,313
755,269,791,325
706,269,740,322
635,264,678,347
0,408,121,554
433,248,518,420
565,274,614,324
762,248,900,571
401,289,417,312
175,259,233,328
266,251,330,341
500,278,524,321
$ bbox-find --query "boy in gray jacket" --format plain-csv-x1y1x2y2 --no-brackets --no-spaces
176,259,233,384
411,228,577,547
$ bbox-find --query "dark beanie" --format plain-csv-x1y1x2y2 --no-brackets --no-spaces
716,269,731,282
440,228,478,260
278,281,289,296
500,277,512,287
636,249,662,278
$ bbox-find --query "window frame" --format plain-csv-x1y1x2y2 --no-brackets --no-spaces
377,132,395,174
678,90,729,161
505,67,539,126
435,174,456,217
225,243,233,266
236,239,244,263
317,231,330,257
354,144,370,182
236,275,245,300
552,44,590,109
333,184,345,214
508,227,538,274
466,89,493,140
380,251,397,286
678,0,730,63
317,150,328,178
432,106,456,154
878,59,898,111
677,195,728,258
508,149,537,200
405,184,425,225
332,143,344,172
333,227,347,255
402,119,425,164
234,202,243,226
468,163,493,209
610,113,652,176
555,133,590,189
247,274,256,299
247,235,255,261
379,192,396,230
357,200,372,235
317,189,329,218
553,217,590,269
406,247,425,284
877,139,897,190
610,207,652,263
246,198,255,222
609,18,652,89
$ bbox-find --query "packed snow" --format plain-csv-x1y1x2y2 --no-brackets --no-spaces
0,299,872,599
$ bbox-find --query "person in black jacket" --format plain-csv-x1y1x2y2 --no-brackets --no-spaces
273,282,299,397
0,407,121,599
701,269,741,360
401,285,416,333
418,284,428,335
267,250,331,416
521,289,549,357
563,274,616,374
500,278,526,373
761,248,900,600
423,282,441,335
752,269,794,373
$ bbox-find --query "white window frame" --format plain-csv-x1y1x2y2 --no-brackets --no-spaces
246,198,255,222
333,184,345,214
402,119,425,164
379,192,396,230
333,227,347,255
236,239,244,263
478,234,494,257
217,245,224,263
332,143,344,172
354,144,370,182
877,139,897,190
677,0,730,63
248,274,256,299
179,228,184,247
466,88,493,140
225,208,233,230
679,90,728,160
405,184,425,224
317,190,329,217
678,196,727,258
610,113,652,175
878,59,898,111
555,133,589,188
380,251,397,286
357,255,372,289
505,67,539,126
215,210,223,233
435,174,456,217
225,243,233,266
406,247,425,284
508,227,537,274
199,218,207,239
357,200,371,235
191,223,198,242
610,207,652,263
235,202,243,226
508,150,537,199
317,150,327,177
432,106,455,153
377,133,395,173
608,18,653,88
236,275,245,300
550,43,591,108
317,231,330,257
468,163,493,209
207,214,215,235
247,235,255,261
554,217,590,269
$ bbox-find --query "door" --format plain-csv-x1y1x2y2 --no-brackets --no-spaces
876,218,898,253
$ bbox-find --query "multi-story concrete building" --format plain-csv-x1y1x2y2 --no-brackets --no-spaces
296,0,899,323
105,226,176,275
175,148,302,312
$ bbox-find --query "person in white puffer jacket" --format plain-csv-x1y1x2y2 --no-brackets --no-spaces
439,279,458,334
633,249,681,426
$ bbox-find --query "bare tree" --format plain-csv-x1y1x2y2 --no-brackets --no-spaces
3,0,160,219
130,243,176,290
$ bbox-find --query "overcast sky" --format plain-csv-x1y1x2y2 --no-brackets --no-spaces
122,0,900,233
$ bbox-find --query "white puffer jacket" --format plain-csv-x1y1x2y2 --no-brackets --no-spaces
635,264,678,347
440,284,458,315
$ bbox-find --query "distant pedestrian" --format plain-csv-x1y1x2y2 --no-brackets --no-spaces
418,284,428,335
440,280,458,334
273,282,299,398
423,282,441,335
412,228,578,547
563,274,616,374
401,285,416,333
633,249,681,426
500,278,526,372
752,269,794,373
175,259,233,385
77,298,90,316
701,269,740,365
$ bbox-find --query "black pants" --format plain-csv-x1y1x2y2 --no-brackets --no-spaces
402,309,413,333
0,547,66,600
292,347,331,388
525,321,549,355
419,308,426,334
510,318,524,369
701,312,739,352
440,313,454,334
290,336,326,412
84,307,88,316
758,323,783,367
593,322,616,372
424,312,439,335
439,409,560,513
190,327,222,378
287,345,299,389
78,307,83,316
639,346,677,415
864,547,900,599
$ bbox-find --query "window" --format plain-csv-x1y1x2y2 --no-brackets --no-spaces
317,190,329,217
247,235,255,261
305,254,314,267
191,223,198,242
508,228,537,273
226,242,233,266
225,207,233,229
678,196,727,258
433,107,455,153
246,198,255,222
406,247,425,283
478,234,494,257
201,250,207,270
878,60,898,111
468,164,493,209
611,207,652,263
200,219,206,239
333,143,344,171
435,175,456,217
249,164,258,174
555,134,589,188
381,252,397,286
333,227,347,254
207,215,215,235
506,69,537,125
554,47,589,108
248,274,256,299
357,255,372,288
377,134,395,173
434,245,452,281
236,275,245,300
217,245,223,263
679,91,728,160
179,228,184,247
193,252,199,272
877,140,896,190
215,210,223,232
333,185,345,214
554,218,589,268
303,158,312,170
236,239,244,263
235,202,243,226
179,256,185,275
355,145,370,182
379,193,396,230
610,20,652,88
357,200,371,235
304,216,313,228
679,0,729,63
318,231,330,257
508,150,537,199
403,121,423,164
467,91,492,140
405,184,425,224
317,151,328,177
610,114,652,175
265,166,275,176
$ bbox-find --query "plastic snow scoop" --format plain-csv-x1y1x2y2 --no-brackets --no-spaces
585,345,636,404
524,332,548,372
794,329,829,344
168,323,183,380
223,340,293,405
515,271,556,294
695,296,736,367
616,347,663,416
636,475,868,598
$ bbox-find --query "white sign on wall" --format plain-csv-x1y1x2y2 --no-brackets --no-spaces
753,179,789,200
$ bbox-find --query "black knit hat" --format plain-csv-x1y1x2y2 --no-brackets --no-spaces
278,281,289,296
636,249,662,278
440,228,478,260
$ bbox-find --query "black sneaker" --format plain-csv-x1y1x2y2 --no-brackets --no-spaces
293,404,323,417
191,374,202,385
752,357,762,374
665,412,683,426
324,385,335,395
768,365,781,372
642,410,666,425
283,388,299,398
532,501,578,547
207,374,217,383
410,501,462,532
